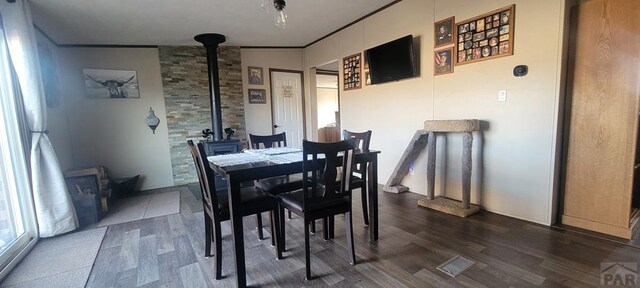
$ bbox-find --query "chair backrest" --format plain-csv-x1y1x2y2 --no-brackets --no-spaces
187,140,221,218
343,130,372,173
302,139,355,209
343,130,372,152
249,132,287,149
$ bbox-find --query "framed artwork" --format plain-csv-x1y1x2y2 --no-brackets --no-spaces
248,66,264,85
342,53,361,91
83,69,139,98
434,16,455,48
455,4,515,65
248,88,266,104
434,47,454,76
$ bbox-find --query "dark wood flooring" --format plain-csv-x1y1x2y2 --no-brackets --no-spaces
85,185,640,287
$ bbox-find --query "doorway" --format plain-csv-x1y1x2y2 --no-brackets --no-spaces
269,69,305,147
315,61,340,143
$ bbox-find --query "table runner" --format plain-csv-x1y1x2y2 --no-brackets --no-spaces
244,147,302,156
207,153,266,167
209,148,327,167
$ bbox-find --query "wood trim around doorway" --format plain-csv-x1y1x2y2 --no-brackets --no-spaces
268,68,307,140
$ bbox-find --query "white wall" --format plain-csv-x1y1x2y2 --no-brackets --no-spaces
56,47,174,190
433,0,567,224
316,87,338,128
304,0,435,206
240,48,303,137
36,32,75,172
301,0,568,225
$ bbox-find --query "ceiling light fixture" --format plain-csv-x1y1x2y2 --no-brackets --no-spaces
260,0,287,28
273,0,287,28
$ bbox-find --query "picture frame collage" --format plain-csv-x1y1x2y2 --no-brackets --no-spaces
342,53,362,91
247,66,266,104
456,5,515,65
433,5,515,75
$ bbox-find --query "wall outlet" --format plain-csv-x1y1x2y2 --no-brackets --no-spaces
409,162,415,176
498,90,507,102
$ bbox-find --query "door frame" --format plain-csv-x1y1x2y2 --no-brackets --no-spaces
268,68,307,139
555,3,577,226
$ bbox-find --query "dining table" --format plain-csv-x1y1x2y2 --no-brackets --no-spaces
207,147,380,288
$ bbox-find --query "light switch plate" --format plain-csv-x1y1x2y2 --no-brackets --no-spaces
498,90,507,102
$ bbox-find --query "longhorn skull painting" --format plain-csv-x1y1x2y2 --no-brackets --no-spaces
83,69,140,98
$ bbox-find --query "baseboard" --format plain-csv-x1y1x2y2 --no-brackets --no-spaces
562,214,633,239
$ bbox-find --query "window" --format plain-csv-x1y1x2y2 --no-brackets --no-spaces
0,26,37,279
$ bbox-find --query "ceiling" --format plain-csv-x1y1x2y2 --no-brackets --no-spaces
30,0,396,46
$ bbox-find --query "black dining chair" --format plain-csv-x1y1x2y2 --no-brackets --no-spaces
249,133,306,239
276,139,357,280
187,140,282,279
343,129,372,225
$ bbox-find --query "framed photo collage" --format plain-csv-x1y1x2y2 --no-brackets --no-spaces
434,4,515,75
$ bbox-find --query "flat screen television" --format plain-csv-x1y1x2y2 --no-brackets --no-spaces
366,35,416,85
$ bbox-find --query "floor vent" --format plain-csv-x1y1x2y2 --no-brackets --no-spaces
437,255,474,277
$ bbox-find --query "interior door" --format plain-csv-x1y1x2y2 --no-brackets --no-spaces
270,70,305,147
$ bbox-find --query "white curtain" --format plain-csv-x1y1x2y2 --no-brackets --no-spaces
0,0,77,237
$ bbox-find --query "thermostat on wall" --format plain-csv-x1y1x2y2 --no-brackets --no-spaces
513,65,528,77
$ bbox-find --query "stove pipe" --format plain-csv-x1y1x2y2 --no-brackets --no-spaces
194,33,226,141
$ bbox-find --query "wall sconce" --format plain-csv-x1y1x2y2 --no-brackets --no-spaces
145,107,160,134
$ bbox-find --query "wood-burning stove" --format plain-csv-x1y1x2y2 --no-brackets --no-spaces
194,33,241,192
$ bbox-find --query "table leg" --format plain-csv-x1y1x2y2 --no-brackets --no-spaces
369,154,379,241
227,177,247,288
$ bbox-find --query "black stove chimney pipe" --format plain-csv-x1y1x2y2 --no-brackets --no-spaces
194,33,226,141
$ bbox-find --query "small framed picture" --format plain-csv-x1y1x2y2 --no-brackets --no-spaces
434,16,455,48
248,88,266,104
434,47,454,76
247,66,264,85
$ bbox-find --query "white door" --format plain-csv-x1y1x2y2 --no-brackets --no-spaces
271,70,305,147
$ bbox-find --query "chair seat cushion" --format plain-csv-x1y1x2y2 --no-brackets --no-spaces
277,188,349,214
217,187,278,217
255,173,304,195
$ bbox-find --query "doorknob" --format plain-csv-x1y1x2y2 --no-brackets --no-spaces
274,125,280,128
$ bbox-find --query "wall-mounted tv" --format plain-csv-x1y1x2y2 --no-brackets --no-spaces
366,35,416,85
